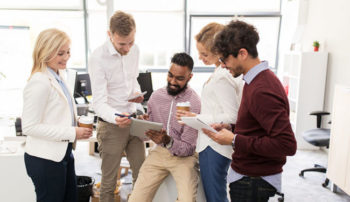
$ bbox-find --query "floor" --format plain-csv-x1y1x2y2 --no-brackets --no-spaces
74,142,350,202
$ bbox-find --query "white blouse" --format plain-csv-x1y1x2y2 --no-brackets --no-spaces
196,67,244,159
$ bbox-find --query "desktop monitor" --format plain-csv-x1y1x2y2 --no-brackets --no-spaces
137,72,153,102
74,73,92,104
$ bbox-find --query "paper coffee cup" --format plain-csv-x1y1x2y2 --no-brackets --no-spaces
78,116,94,129
176,101,191,111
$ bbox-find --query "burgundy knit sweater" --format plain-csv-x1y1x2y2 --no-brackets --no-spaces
232,69,297,177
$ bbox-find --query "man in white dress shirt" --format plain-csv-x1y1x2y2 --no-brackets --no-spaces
89,11,145,202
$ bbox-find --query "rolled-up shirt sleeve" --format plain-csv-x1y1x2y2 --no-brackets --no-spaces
169,125,198,156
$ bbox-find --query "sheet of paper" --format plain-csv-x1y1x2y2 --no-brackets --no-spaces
130,118,163,138
180,117,217,133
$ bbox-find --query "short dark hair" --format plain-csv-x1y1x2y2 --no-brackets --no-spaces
109,11,136,36
212,20,259,59
171,52,194,71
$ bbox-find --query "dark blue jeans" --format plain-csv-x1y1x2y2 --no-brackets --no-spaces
229,176,277,202
24,143,77,202
199,146,231,202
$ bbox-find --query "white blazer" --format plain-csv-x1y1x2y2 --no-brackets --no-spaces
22,69,77,162
196,67,244,159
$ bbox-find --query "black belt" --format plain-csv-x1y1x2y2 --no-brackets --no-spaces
98,113,137,123
98,117,106,122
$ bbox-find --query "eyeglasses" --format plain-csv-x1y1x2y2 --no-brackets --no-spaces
219,57,226,65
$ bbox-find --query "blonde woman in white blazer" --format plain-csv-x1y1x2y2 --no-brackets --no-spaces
22,28,92,202
177,23,244,202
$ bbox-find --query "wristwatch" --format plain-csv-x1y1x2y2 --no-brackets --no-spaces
232,134,237,150
164,137,174,149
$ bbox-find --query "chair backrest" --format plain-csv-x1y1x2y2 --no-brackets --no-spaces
310,111,330,128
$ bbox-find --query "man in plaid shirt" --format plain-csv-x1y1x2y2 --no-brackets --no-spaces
129,53,201,202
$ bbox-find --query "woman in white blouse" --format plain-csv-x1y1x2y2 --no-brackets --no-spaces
177,22,243,202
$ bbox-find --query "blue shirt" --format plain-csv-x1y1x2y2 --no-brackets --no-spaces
227,61,282,192
47,68,76,126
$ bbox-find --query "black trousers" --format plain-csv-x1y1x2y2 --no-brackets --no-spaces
229,176,277,202
24,143,77,202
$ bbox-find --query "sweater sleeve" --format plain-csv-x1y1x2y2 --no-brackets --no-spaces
235,89,297,158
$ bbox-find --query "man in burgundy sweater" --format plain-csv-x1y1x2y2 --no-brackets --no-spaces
202,20,297,202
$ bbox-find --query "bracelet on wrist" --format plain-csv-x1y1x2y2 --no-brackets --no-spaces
164,137,174,149
231,134,237,150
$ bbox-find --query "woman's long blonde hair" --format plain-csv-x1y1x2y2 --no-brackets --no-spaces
195,22,224,52
29,28,70,79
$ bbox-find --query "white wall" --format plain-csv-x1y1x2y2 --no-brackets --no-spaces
300,0,350,120
279,0,350,125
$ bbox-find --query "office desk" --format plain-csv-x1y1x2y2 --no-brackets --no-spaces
1,124,98,155
0,141,36,202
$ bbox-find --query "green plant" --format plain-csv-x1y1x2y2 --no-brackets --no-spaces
313,41,320,48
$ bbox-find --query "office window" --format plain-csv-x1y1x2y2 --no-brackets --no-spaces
86,0,185,71
0,0,82,9
0,10,86,68
189,16,280,69
134,12,184,70
0,0,283,118
188,0,280,13
0,2,86,118
86,0,108,54
188,0,281,70
113,0,183,11
113,0,185,71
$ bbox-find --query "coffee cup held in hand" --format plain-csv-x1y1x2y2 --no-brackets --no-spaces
176,102,191,124
78,116,94,129
176,101,191,112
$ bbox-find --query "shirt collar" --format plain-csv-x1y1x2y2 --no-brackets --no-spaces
47,67,62,82
106,39,121,56
243,61,269,84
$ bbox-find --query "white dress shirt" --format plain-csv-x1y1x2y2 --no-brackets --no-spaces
196,67,244,159
89,40,141,124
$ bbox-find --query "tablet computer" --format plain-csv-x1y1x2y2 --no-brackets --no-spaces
130,118,163,138
127,91,147,101
181,117,217,133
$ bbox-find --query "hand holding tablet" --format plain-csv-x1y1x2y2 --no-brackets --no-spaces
181,117,217,133
130,118,163,139
127,91,147,101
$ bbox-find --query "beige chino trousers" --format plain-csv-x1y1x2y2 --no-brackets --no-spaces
129,146,199,202
97,121,145,202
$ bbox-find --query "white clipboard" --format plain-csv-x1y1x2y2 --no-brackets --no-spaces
181,117,217,133
130,118,163,138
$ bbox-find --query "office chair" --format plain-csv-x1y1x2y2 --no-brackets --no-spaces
299,111,330,187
